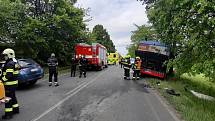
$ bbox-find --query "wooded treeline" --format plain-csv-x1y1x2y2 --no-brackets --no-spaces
0,0,115,65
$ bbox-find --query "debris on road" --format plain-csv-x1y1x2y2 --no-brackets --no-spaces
164,88,180,96
143,83,151,88
190,90,215,101
156,81,161,86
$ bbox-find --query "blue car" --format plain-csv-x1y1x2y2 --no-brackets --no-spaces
18,59,44,86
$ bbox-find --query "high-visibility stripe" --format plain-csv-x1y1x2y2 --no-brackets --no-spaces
3,72,6,76
13,71,19,74
13,104,19,108
2,76,8,81
6,69,14,73
124,67,130,69
85,55,93,58
4,81,18,85
5,108,13,112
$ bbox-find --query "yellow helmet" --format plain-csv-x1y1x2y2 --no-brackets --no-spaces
126,55,131,59
136,56,140,59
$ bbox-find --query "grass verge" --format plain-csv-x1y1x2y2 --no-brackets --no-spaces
146,74,215,121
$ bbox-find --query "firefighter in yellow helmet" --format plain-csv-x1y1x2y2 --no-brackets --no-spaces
123,55,131,80
1,48,19,119
132,56,142,80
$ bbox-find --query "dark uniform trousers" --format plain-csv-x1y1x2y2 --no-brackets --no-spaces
5,88,19,116
123,63,131,79
49,69,58,83
71,65,76,77
124,68,130,79
133,69,140,80
2,59,19,116
79,65,86,77
79,58,88,78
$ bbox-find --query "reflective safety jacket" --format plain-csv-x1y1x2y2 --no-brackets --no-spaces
48,57,58,71
1,59,19,89
123,59,131,69
134,60,142,70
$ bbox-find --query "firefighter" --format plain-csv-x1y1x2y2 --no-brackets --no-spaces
79,55,88,78
132,56,142,80
47,53,59,86
120,58,124,68
123,55,131,80
1,48,19,119
71,55,77,77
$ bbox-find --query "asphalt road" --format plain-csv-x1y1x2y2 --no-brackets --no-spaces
0,66,181,121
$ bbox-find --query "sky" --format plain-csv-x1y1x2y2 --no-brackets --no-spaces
75,0,148,56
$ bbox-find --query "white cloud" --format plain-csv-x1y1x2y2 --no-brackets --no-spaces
76,0,148,56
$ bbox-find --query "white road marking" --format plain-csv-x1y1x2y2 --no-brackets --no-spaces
65,81,90,96
30,71,105,121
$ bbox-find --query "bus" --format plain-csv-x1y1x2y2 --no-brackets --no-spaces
135,41,170,79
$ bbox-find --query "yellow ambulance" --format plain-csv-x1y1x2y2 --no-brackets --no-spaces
108,52,121,65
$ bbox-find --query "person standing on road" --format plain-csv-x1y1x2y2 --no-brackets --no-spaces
1,48,19,120
123,55,131,80
47,53,59,86
71,55,78,77
132,57,142,80
79,55,88,78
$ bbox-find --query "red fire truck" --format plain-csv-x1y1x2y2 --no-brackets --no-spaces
75,43,108,70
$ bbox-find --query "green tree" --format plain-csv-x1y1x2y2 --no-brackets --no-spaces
144,0,215,79
92,24,115,52
0,0,26,45
0,0,87,66
127,24,157,57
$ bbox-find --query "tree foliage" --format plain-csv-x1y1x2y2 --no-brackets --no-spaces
92,24,115,53
142,0,215,79
127,25,158,57
0,0,87,65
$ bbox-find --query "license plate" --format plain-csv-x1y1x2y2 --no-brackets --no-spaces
31,68,38,72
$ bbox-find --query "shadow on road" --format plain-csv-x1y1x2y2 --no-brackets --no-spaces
17,83,43,91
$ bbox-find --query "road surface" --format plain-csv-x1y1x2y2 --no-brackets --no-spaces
0,66,180,121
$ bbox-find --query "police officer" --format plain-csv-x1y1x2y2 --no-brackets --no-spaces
123,55,131,80
79,55,88,78
47,53,59,86
132,56,142,80
71,55,77,77
1,48,19,119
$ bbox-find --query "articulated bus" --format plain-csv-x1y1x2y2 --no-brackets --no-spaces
135,41,170,79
